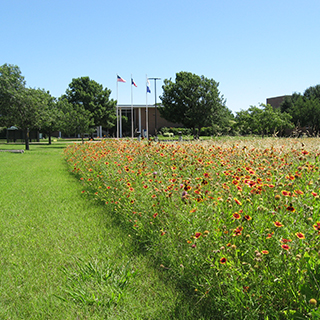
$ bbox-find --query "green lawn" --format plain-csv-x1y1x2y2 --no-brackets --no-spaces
0,143,196,319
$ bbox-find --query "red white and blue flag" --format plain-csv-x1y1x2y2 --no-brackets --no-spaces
147,78,151,93
117,75,126,83
131,78,137,87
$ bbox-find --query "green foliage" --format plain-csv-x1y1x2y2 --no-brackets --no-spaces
160,124,236,137
160,127,192,136
236,103,293,136
281,85,320,134
0,64,62,149
64,76,116,131
162,132,174,137
159,71,229,136
58,97,95,143
0,63,26,127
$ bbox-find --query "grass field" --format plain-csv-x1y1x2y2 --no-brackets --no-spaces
0,142,199,319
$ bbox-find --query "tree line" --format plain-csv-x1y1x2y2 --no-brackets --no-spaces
160,71,320,138
1,64,319,150
0,64,116,149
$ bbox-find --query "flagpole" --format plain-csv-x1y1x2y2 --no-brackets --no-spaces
116,75,119,138
131,74,134,139
146,75,149,140
149,77,161,138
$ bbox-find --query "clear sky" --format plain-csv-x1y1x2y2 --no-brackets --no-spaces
1,0,319,114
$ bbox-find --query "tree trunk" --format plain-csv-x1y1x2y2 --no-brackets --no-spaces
25,128,30,150
198,126,202,139
48,131,52,145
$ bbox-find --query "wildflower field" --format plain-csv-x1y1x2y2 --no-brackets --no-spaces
64,137,320,319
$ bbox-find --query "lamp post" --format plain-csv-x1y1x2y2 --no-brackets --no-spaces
149,77,161,138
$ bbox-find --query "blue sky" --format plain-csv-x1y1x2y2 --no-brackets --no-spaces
1,0,320,114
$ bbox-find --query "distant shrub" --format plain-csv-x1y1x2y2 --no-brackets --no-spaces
163,132,174,137
160,127,192,136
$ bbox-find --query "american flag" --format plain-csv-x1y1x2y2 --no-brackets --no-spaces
117,75,126,83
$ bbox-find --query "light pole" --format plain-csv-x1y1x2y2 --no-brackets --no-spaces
149,77,161,138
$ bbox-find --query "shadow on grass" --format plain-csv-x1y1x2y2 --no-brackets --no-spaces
68,170,222,319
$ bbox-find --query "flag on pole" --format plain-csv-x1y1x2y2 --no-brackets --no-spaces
131,78,137,87
147,78,151,93
117,75,126,83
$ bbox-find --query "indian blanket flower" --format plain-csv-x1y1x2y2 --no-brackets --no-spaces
220,257,227,264
281,190,290,196
286,205,295,212
280,238,292,244
195,232,202,239
233,212,241,220
261,250,269,254
234,198,242,205
234,226,243,236
274,221,283,227
313,222,320,231
281,244,290,250
243,215,252,221
295,232,305,239
266,232,274,239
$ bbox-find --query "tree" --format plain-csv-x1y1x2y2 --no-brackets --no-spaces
280,93,301,113
38,91,63,145
0,63,26,126
303,84,320,100
64,77,116,137
236,104,293,136
58,97,94,144
159,71,227,137
280,84,320,134
0,64,47,150
289,97,320,133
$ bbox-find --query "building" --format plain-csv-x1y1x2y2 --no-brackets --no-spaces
266,95,290,109
117,104,181,138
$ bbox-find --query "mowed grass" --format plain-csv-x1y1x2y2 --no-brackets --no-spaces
0,143,194,320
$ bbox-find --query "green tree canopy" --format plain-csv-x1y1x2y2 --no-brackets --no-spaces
236,104,293,136
0,63,26,126
64,77,116,135
37,91,63,144
280,84,320,134
159,71,227,136
0,64,50,150
58,97,94,143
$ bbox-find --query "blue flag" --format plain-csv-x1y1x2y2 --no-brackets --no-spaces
147,79,151,93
